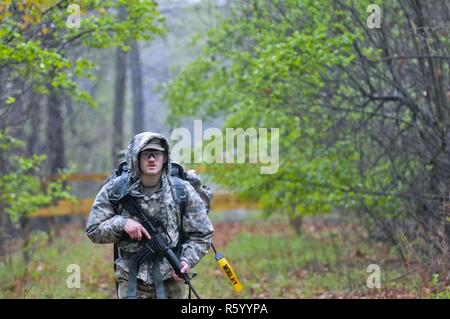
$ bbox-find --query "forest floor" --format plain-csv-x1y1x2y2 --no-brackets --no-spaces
0,211,448,298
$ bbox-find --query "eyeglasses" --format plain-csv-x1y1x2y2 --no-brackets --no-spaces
140,150,164,160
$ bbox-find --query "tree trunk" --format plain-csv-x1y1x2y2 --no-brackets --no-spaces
130,41,144,135
27,92,41,154
46,88,65,174
20,216,30,266
0,201,7,260
46,87,65,244
289,205,303,235
112,7,128,168
112,47,127,167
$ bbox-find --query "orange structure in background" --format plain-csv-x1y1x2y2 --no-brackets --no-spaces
29,172,258,218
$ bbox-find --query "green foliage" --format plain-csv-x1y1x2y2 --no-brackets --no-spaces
0,133,73,223
0,0,165,221
430,274,450,299
0,0,165,107
165,0,386,217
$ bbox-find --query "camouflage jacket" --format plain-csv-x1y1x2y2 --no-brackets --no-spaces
85,132,214,284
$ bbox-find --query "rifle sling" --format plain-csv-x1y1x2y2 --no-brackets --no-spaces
120,195,167,299
126,253,166,299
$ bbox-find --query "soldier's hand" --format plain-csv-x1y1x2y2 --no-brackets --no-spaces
124,218,151,241
172,261,190,282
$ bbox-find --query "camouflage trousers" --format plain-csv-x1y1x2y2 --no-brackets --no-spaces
117,278,186,299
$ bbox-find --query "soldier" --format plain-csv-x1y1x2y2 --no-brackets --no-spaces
86,132,214,299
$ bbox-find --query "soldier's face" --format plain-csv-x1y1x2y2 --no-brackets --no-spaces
139,150,166,176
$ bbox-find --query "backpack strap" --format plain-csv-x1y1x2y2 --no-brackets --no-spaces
171,176,188,257
172,176,188,220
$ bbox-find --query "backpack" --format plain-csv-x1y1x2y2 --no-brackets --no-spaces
170,162,212,214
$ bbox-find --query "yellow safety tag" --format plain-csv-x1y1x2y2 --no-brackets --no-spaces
215,252,243,292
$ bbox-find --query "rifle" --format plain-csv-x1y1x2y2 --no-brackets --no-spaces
118,193,201,299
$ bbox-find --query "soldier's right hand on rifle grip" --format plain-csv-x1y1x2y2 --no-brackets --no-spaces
124,218,151,241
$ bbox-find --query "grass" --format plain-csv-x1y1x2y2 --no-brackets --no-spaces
195,232,368,298
0,213,446,298
193,214,445,299
0,228,115,298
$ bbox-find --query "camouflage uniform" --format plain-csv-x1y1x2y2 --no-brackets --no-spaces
117,278,186,299
86,132,214,299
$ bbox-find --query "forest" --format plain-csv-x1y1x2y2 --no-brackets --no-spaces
0,0,449,299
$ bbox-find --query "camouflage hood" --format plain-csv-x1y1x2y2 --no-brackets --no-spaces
124,132,172,185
